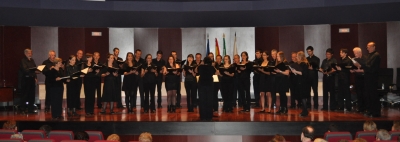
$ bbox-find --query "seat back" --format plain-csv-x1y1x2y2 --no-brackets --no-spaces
94,140,119,142
324,132,353,142
0,138,24,142
22,130,46,140
48,131,74,142
356,131,377,142
28,139,56,142
85,131,104,142
60,140,87,142
390,131,400,141
0,129,17,139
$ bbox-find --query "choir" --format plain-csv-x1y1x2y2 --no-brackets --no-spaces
17,42,382,120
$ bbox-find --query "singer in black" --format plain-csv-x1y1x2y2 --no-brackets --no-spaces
122,52,138,113
93,52,103,109
198,57,216,121
18,49,40,114
134,49,145,108
351,47,367,113
75,50,85,110
319,48,337,111
41,50,56,112
153,50,166,108
193,53,203,107
112,48,124,108
354,42,381,117
65,55,80,117
46,58,65,120
253,50,262,107
212,55,223,112
274,51,290,114
232,54,241,107
100,54,119,114
171,51,183,108
269,49,278,108
289,52,300,108
238,51,253,112
164,56,180,113
291,51,310,117
83,53,101,116
217,55,235,112
183,54,197,112
258,51,272,113
333,48,353,111
306,46,320,109
142,54,158,113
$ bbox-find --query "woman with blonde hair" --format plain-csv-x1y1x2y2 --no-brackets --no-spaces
139,132,152,142
274,51,290,114
290,51,310,117
107,134,120,141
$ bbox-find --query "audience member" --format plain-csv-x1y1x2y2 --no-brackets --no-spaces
10,133,23,139
107,134,120,141
301,126,314,142
328,123,339,132
270,134,285,142
314,138,327,142
376,129,391,141
353,138,367,142
3,120,17,130
74,131,89,141
363,120,377,131
392,121,400,131
39,125,52,138
139,132,153,142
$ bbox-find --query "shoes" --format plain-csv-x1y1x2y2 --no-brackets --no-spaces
99,111,106,114
157,105,162,108
144,110,149,113
289,106,296,109
259,110,265,113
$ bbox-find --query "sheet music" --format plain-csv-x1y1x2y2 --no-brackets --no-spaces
37,65,46,71
81,67,89,74
195,75,219,82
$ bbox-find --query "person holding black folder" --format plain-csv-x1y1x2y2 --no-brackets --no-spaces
269,49,278,108
253,49,262,107
142,54,158,113
93,52,103,108
153,50,166,108
18,49,41,114
333,48,353,112
100,54,119,114
290,51,310,117
350,47,367,113
122,52,138,113
41,50,56,112
274,51,290,114
134,49,145,109
112,48,124,108
212,55,223,112
232,54,242,107
183,54,197,112
306,46,320,109
171,51,183,108
46,58,65,119
238,51,253,112
193,53,203,107
197,57,216,121
319,48,337,111
65,55,80,117
83,53,101,116
164,55,180,113
258,51,272,113
289,52,300,108
217,55,235,112
75,50,85,110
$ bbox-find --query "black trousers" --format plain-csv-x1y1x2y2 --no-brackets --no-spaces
221,80,234,111
76,78,82,108
176,79,182,106
270,76,276,107
66,80,80,109
44,82,51,109
308,72,319,106
355,76,365,111
156,76,163,106
84,77,96,113
138,77,144,107
279,90,287,108
185,80,197,111
116,76,123,107
144,82,156,111
365,74,380,115
198,85,214,120
338,78,351,110
289,81,299,106
125,90,137,109
323,75,336,109
233,77,241,106
194,82,199,106
238,78,251,110
49,86,63,118
95,77,102,108
212,82,221,111
20,77,36,112
253,74,260,106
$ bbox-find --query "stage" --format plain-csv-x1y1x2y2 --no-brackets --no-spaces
1,103,399,142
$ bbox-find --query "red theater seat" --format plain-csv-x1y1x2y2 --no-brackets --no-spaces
94,140,119,142
356,131,377,142
0,138,24,142
0,129,17,139
390,131,400,141
60,140,87,142
22,130,46,140
48,131,74,142
85,131,104,142
28,139,55,142
324,132,353,142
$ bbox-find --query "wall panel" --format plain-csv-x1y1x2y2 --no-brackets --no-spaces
387,22,400,83
110,28,134,61
255,27,279,54
330,24,359,61
158,28,182,61
230,27,255,61
181,28,206,60
134,28,158,58
279,26,304,61
85,28,109,63
58,28,85,60
0,26,3,83
358,23,387,68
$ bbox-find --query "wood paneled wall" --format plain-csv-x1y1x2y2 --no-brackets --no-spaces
158,28,182,61
58,28,85,61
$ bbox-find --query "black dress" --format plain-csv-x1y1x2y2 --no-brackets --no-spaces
165,64,179,91
266,61,276,93
237,62,253,110
122,63,139,109
83,63,98,114
65,64,80,109
297,62,310,99
101,63,119,102
259,62,269,92
47,68,65,118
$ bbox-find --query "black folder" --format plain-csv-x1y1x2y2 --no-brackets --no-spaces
91,64,103,70
219,66,235,76
116,60,125,64
184,65,197,72
107,67,119,73
144,65,157,71
167,68,183,73
175,60,186,67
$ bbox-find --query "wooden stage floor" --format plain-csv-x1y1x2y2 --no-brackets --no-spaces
1,104,399,122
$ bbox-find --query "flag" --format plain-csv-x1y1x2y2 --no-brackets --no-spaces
223,33,226,57
206,34,210,55
233,32,238,55
215,38,220,55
